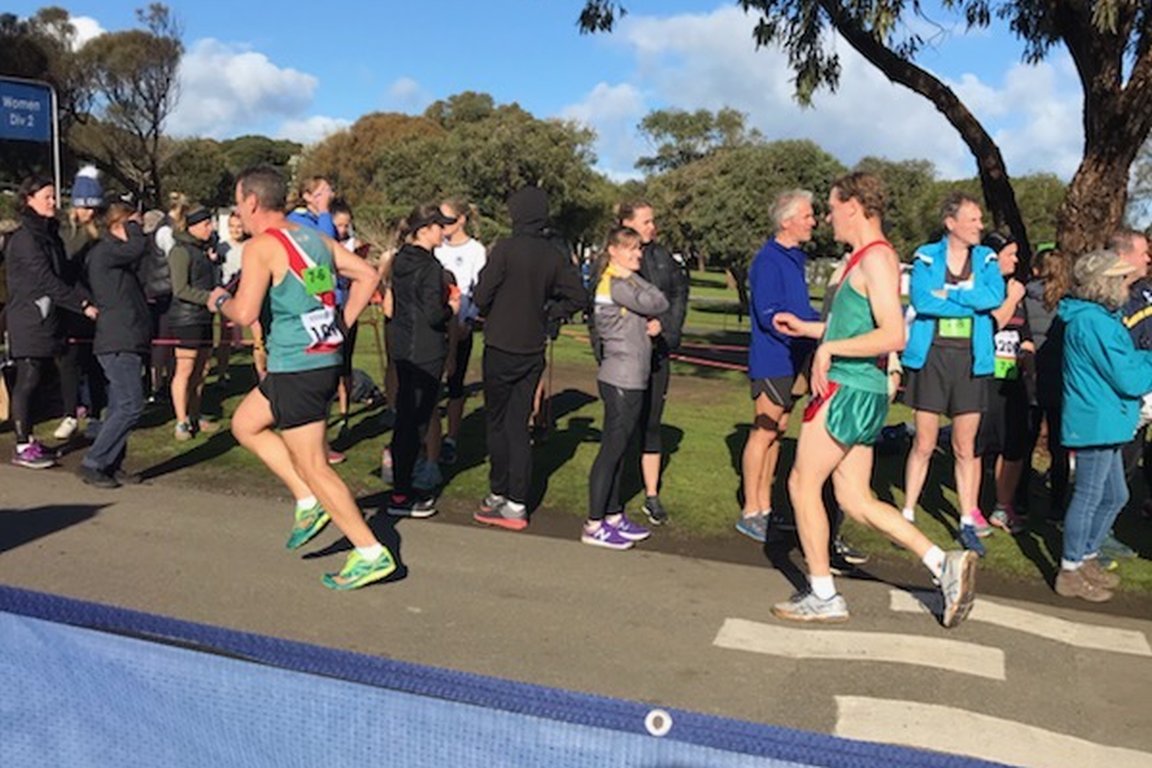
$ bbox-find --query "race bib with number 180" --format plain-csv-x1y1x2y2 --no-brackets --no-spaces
301,305,344,352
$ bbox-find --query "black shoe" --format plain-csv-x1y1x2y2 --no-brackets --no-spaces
113,469,144,485
386,492,437,519
832,536,869,565
78,465,120,489
642,495,668,525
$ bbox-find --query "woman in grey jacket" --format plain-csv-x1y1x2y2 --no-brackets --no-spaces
585,226,670,550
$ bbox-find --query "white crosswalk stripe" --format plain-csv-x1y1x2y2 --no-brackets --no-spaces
888,589,1152,657
835,696,1152,768
712,618,1006,680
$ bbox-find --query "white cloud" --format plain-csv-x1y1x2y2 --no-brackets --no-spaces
167,38,319,138
561,82,648,180
587,6,1083,182
383,77,432,113
275,115,351,145
69,16,104,49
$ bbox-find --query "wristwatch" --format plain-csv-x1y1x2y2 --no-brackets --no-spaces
215,293,231,311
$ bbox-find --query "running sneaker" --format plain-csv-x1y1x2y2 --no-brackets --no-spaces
581,521,634,550
11,441,55,470
53,416,79,440
286,502,331,550
479,493,507,515
989,505,1025,534
609,514,651,542
832,537,869,565
174,422,193,442
473,500,528,531
736,512,769,543
321,548,397,591
439,437,457,466
939,549,978,628
387,492,437,519
958,524,986,557
326,448,346,465
969,508,993,538
1100,531,1137,560
641,495,669,526
771,592,850,624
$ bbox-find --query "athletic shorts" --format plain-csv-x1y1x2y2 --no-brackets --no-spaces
904,344,988,416
976,378,1029,460
803,380,889,446
258,366,340,430
751,375,800,410
170,323,212,350
446,329,474,399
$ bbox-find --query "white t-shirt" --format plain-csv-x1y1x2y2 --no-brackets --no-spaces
435,237,487,325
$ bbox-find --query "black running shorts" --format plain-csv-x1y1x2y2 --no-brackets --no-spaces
258,366,340,430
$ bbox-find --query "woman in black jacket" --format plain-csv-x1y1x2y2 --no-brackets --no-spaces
165,206,219,441
5,175,98,469
385,203,458,518
77,200,151,488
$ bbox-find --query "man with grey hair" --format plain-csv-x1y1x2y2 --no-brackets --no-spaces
738,190,820,541
1115,227,1152,546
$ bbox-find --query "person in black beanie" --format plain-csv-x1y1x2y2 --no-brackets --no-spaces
472,186,586,530
5,175,99,469
616,200,689,525
77,198,151,487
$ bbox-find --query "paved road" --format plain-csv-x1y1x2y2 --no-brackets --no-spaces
1,464,1150,767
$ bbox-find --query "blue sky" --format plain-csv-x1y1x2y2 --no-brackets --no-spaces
12,1,1086,183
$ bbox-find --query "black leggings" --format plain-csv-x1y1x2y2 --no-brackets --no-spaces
11,357,51,443
56,342,107,418
639,352,670,454
390,360,442,495
588,382,644,521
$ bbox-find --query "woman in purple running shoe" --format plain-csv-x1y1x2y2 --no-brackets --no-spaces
584,226,669,550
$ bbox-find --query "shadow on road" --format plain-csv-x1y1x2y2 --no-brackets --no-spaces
0,503,109,554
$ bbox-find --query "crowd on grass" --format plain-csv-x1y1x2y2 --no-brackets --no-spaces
0,165,1147,616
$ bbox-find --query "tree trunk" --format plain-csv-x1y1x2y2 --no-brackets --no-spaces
1056,144,1140,257
818,0,1032,266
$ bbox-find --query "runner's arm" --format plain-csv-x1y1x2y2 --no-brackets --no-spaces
214,237,272,326
330,237,377,328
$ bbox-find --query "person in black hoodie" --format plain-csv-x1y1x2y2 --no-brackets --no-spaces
4,175,98,469
386,203,459,518
77,199,151,488
617,200,689,524
472,186,586,530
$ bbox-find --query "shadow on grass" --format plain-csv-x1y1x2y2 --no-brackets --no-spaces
138,430,239,480
0,503,108,554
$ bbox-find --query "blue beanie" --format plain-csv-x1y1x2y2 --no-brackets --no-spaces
72,165,104,209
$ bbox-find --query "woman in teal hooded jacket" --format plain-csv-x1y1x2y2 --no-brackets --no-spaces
1055,249,1152,603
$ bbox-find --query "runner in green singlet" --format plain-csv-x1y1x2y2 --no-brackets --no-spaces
769,172,977,628
208,166,395,591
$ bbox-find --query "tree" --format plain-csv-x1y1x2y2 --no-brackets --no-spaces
646,139,847,265
160,137,231,208
636,107,762,173
579,1,1152,258
0,8,94,185
73,4,183,205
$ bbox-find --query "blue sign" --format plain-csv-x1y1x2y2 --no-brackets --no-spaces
0,79,53,142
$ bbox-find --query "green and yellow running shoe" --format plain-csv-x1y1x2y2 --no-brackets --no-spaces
321,549,397,591
285,502,331,550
